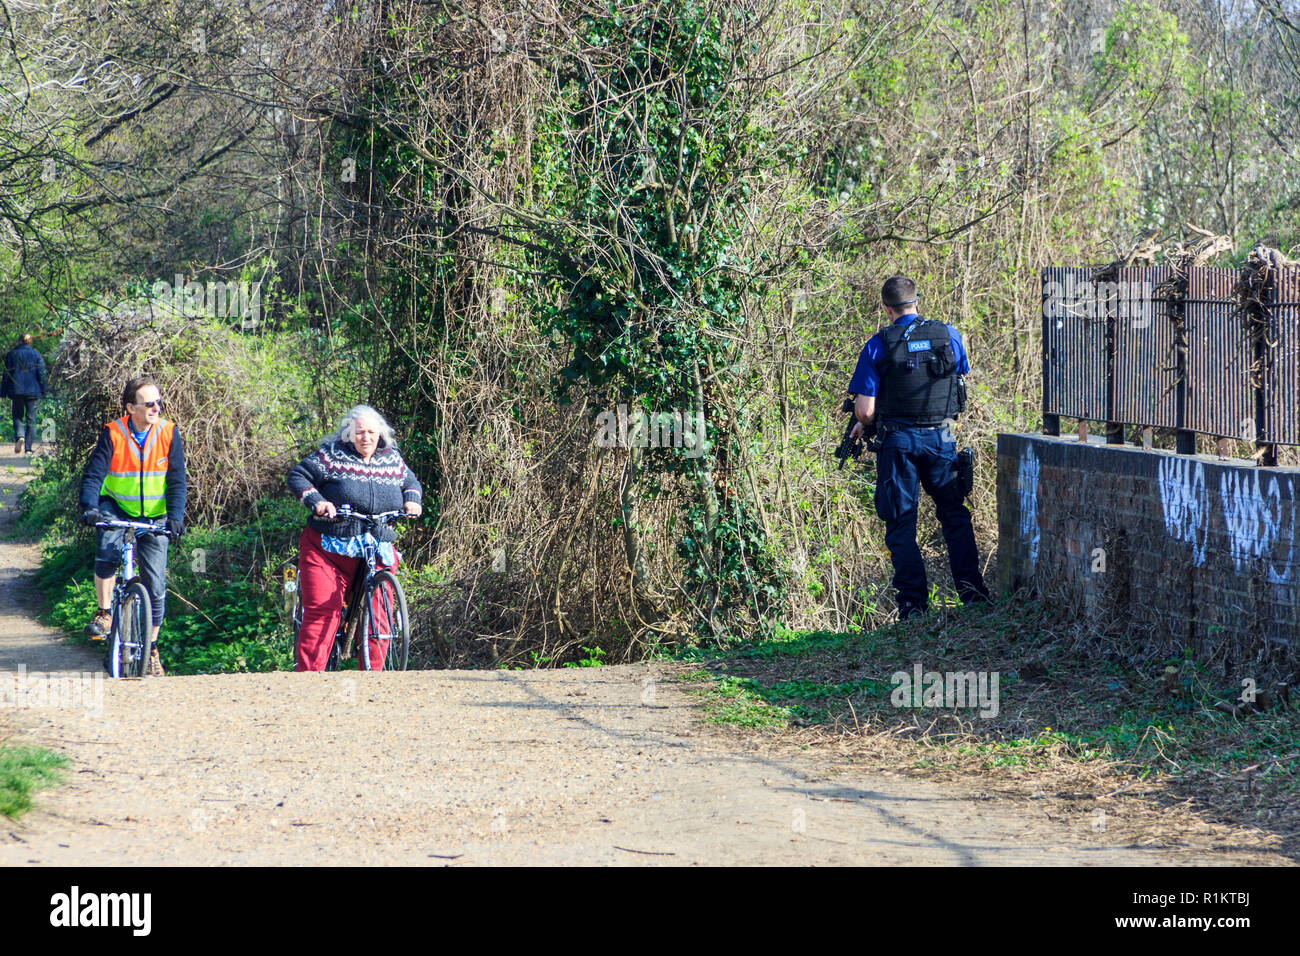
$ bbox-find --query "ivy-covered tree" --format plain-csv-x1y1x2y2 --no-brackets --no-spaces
525,1,787,637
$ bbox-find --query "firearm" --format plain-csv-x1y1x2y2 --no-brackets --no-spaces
834,396,876,470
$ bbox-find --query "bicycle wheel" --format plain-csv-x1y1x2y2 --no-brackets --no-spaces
361,570,409,671
111,582,153,679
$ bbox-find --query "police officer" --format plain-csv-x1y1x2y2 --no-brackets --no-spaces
847,276,990,619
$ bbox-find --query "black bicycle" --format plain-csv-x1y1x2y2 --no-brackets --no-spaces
292,506,412,671
92,516,176,678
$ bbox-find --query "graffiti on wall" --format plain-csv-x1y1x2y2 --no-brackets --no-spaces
1017,445,1041,569
1216,470,1298,586
1157,456,1209,566
1156,455,1298,582
1220,470,1281,573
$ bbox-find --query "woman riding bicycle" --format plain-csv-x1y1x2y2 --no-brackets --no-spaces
286,405,422,671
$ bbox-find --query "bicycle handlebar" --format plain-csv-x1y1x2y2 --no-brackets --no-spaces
93,518,175,536
319,505,415,524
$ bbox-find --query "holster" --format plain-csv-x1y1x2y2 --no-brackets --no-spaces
869,420,899,453
957,446,975,499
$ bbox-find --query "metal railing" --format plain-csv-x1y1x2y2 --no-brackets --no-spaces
1041,264,1300,463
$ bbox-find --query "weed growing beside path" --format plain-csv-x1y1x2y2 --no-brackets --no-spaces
0,743,68,819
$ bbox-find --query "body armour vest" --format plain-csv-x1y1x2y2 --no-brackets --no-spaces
874,317,965,426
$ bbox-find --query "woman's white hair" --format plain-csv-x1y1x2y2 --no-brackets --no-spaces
329,404,398,450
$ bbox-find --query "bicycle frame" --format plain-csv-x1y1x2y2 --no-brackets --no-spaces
96,517,168,587
297,506,411,670
94,516,172,677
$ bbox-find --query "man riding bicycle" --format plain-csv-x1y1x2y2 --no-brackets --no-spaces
79,376,187,676
286,405,421,672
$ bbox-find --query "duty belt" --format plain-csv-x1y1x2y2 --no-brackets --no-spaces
879,420,947,434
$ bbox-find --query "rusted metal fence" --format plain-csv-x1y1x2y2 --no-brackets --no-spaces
1041,264,1300,463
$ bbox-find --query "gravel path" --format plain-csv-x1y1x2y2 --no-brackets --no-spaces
0,449,103,676
0,451,1277,865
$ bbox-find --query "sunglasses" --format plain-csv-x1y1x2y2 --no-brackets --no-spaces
134,399,163,410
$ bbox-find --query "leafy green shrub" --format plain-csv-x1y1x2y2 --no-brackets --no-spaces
159,583,292,674
34,538,97,634
562,646,607,668
11,453,80,541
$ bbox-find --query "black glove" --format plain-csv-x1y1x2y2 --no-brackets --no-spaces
82,508,103,527
166,517,184,538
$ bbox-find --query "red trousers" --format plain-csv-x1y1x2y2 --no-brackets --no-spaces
296,528,399,672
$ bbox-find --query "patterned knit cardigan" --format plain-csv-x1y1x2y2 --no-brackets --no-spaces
286,439,422,543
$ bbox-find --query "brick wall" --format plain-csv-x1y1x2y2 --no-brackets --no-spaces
997,433,1299,674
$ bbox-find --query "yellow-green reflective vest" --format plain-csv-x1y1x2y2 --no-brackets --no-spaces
99,416,174,518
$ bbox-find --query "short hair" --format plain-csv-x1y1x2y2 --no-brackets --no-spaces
121,375,159,409
330,404,398,450
20,333,32,346
881,276,917,308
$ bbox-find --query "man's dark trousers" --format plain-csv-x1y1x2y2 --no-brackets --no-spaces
873,425,988,612
93,498,170,623
12,397,39,451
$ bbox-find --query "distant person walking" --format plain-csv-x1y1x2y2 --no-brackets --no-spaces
1,333,48,454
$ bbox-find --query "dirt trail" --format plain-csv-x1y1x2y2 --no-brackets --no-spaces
0,452,1282,865
0,449,103,675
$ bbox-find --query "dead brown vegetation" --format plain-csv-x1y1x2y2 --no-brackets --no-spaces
51,306,333,524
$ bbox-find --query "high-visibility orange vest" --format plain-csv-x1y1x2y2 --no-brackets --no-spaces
99,415,175,518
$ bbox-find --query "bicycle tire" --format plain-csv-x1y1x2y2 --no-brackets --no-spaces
361,570,409,671
111,582,153,679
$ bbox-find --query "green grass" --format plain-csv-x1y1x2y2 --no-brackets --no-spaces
677,625,879,664
681,671,792,728
766,677,889,700
681,667,892,728
673,601,1299,787
954,730,1108,769
0,745,69,819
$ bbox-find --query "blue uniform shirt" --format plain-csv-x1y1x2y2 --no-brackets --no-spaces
848,314,969,420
